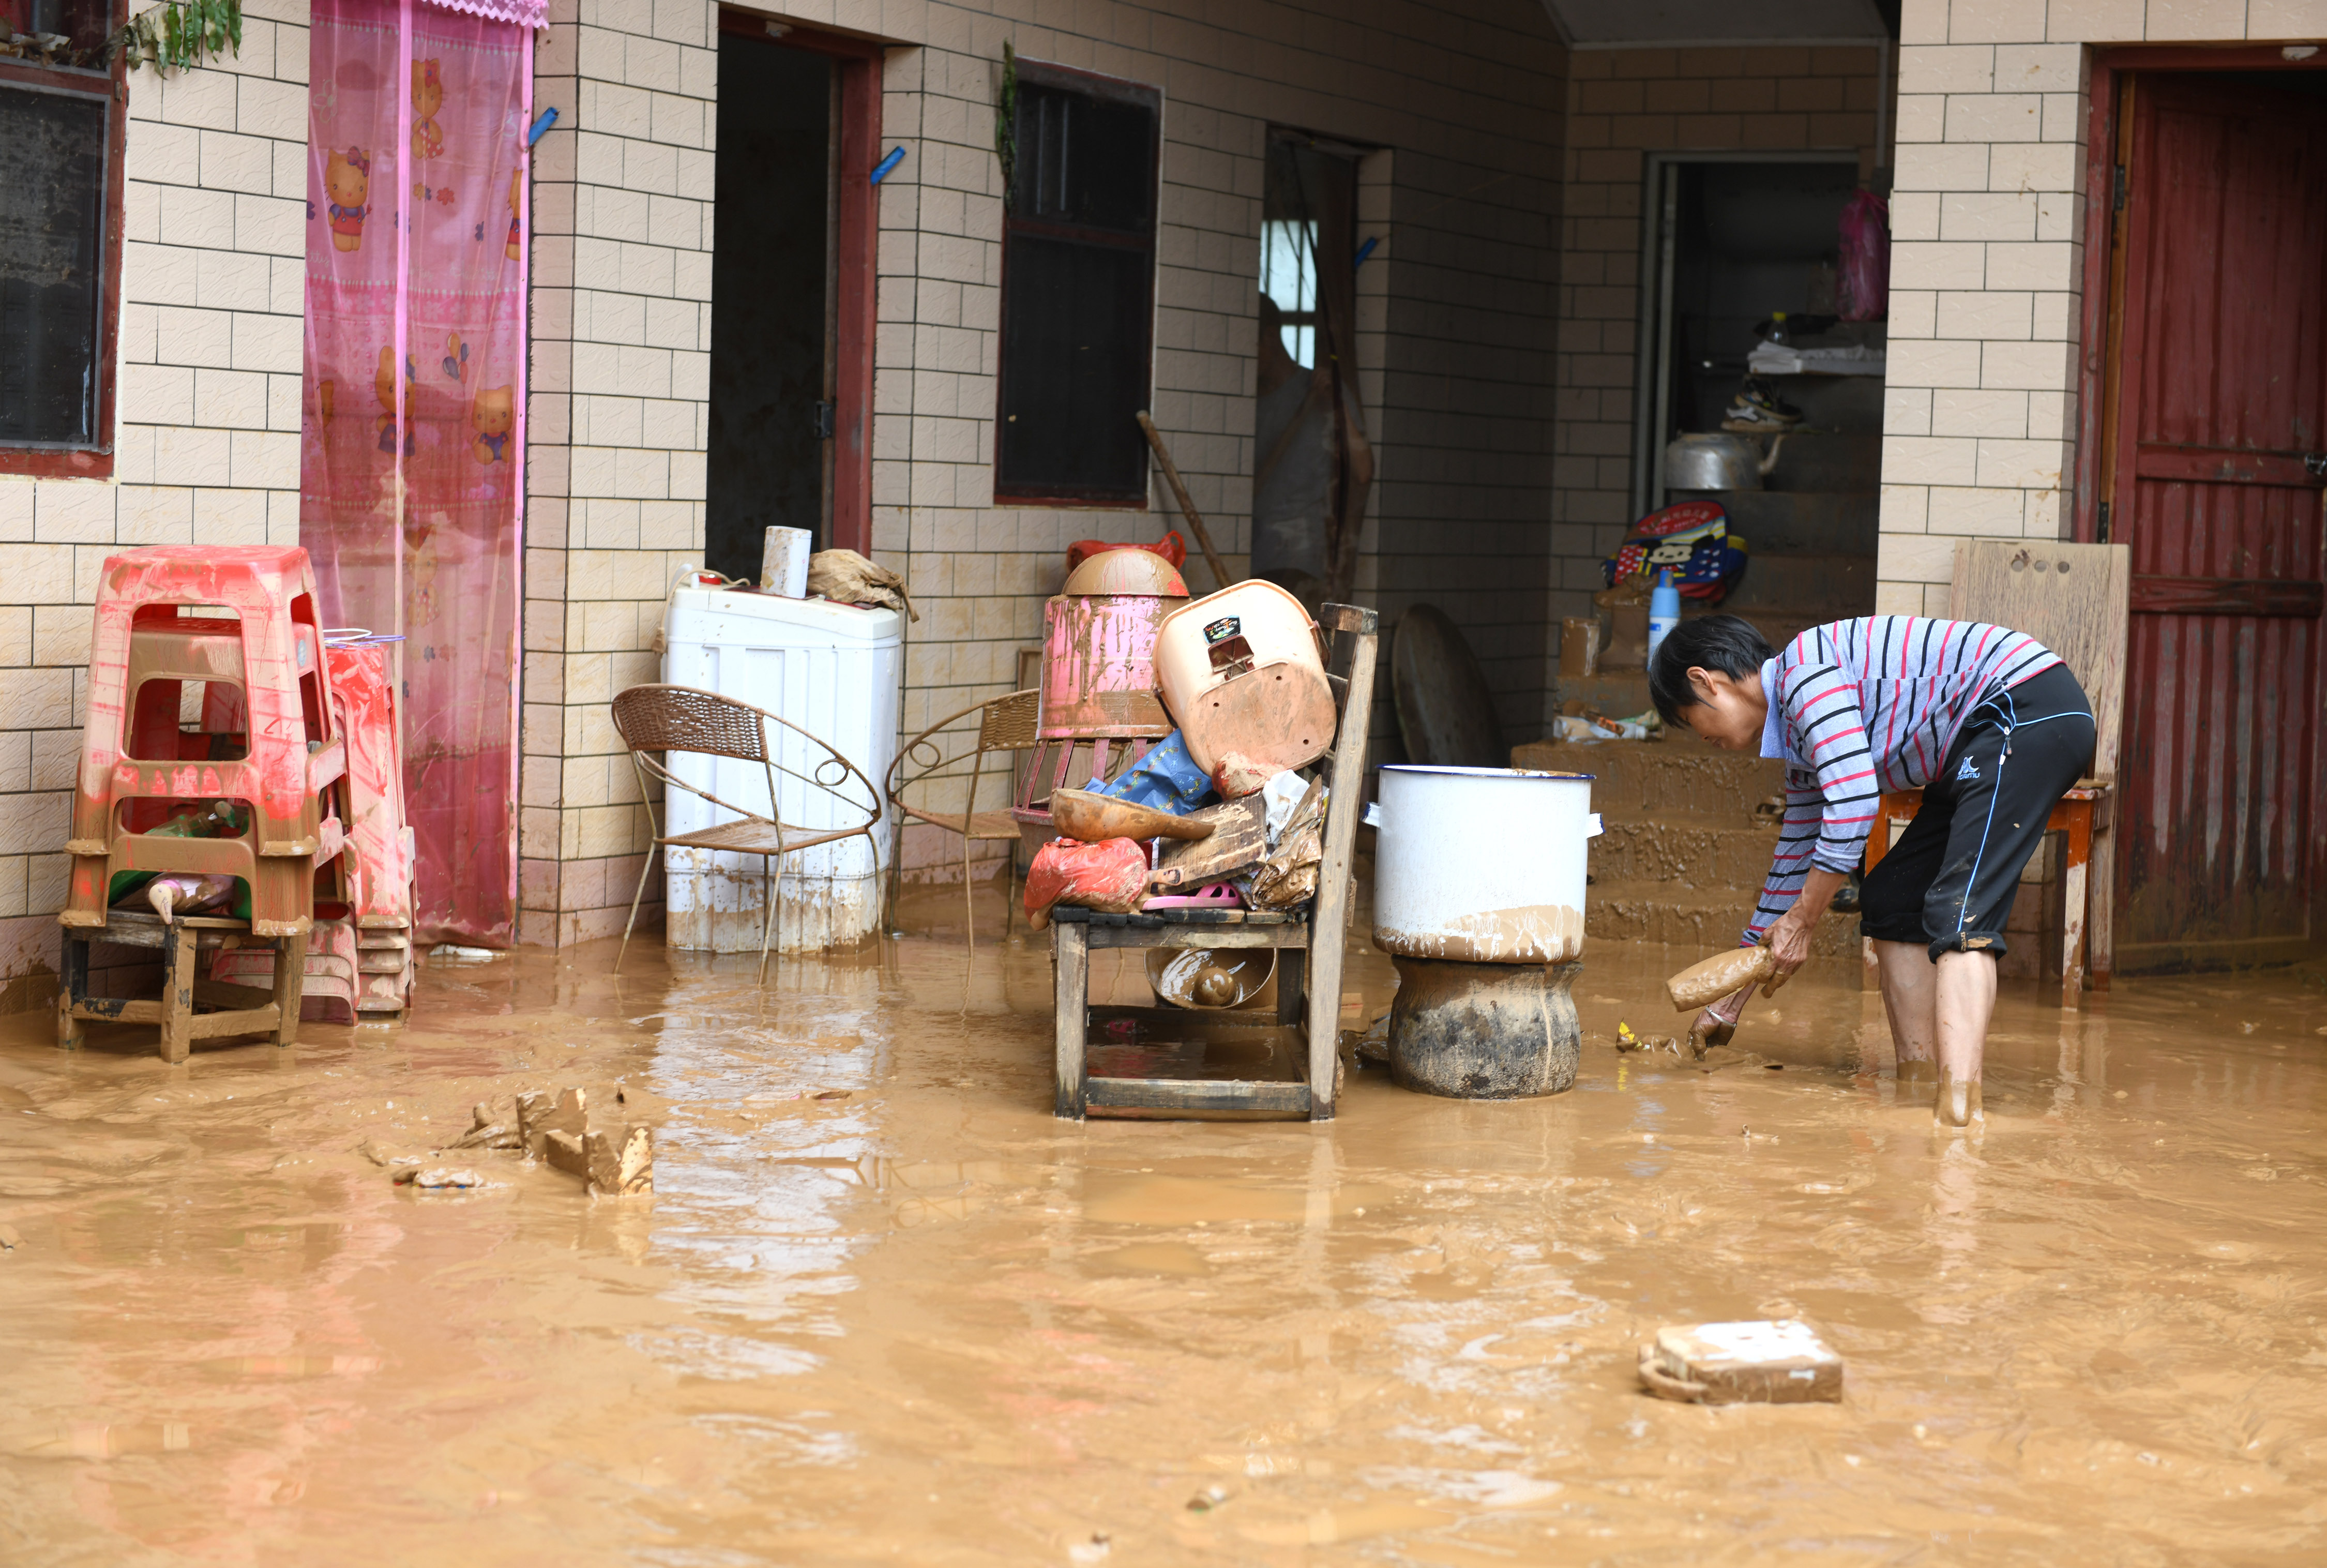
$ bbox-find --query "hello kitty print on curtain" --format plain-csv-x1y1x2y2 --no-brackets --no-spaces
300,0,531,945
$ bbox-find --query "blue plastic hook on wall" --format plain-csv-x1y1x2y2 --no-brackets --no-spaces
526,107,558,147
870,146,906,185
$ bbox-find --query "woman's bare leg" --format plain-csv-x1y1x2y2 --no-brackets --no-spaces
1872,939,1937,1067
1931,949,1997,1126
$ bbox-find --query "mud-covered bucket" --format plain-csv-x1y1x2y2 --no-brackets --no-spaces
1370,766,1600,964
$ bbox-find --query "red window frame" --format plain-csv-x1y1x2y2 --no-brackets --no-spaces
713,10,883,555
0,2,127,480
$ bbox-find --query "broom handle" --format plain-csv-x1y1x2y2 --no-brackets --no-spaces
1136,411,1233,591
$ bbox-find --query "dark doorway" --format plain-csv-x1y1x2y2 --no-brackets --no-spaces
706,31,835,581
2099,69,2327,969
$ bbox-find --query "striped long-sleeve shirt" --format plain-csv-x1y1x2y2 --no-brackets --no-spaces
1743,616,2061,944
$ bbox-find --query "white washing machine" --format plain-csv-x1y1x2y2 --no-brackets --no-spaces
658,584,901,952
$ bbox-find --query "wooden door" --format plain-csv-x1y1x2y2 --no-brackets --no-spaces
2108,73,2327,968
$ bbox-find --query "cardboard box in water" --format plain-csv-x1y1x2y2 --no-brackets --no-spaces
1639,1319,1843,1404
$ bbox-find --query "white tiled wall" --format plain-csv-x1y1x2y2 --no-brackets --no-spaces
0,0,310,998
1876,0,2321,613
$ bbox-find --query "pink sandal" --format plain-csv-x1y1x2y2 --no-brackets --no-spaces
1142,881,1243,913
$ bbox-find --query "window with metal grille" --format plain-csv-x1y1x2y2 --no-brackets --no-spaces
993,62,1159,506
0,0,123,474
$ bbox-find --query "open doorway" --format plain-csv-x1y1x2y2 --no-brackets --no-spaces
706,26,836,580
1253,130,1364,612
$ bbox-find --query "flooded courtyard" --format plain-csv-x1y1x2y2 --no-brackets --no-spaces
3,899,2324,1564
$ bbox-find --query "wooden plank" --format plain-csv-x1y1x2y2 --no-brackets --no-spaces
187,1006,280,1040
159,921,194,1064
1305,602,1379,1121
1151,798,1266,888
273,932,306,1046
2127,575,2323,617
56,933,87,1049
72,998,164,1025
1084,1077,1311,1114
1085,925,1308,951
1053,919,1089,1120
1950,540,2130,780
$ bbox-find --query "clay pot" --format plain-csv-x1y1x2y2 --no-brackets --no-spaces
1387,956,1581,1099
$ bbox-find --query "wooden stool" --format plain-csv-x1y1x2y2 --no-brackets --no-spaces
1867,784,2113,1008
59,912,308,1063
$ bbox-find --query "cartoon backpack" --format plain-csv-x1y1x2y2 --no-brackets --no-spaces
1602,500,1748,602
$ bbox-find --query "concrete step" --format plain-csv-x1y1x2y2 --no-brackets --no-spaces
1591,813,1781,886
1586,879,1861,958
1715,490,1877,556
1720,554,1877,620
1569,737,1786,822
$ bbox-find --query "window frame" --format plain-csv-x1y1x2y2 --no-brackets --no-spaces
992,58,1161,509
0,6,127,480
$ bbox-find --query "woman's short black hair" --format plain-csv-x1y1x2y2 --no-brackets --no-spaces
1648,615,1776,725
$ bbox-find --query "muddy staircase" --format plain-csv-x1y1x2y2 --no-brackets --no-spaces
1513,733,1863,960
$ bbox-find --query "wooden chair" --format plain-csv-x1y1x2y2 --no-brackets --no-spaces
1051,602,1379,1123
1868,540,2128,1004
610,684,882,983
886,688,1040,942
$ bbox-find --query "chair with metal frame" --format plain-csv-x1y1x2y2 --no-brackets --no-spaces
885,688,1041,943
610,683,883,982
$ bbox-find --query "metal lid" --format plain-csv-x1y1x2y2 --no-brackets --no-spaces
1379,764,1596,781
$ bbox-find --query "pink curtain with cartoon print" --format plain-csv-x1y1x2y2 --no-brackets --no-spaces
301,0,528,944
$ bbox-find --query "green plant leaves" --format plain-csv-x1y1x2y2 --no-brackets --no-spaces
104,0,240,76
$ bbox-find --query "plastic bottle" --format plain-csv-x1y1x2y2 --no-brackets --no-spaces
1648,569,1681,664
1766,310,1790,345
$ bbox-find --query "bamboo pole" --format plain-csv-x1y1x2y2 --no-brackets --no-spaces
1135,411,1234,591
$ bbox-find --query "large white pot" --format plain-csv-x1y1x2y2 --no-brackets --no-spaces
1370,766,1601,964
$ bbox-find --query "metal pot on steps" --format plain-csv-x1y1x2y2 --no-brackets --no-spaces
1664,432,1786,492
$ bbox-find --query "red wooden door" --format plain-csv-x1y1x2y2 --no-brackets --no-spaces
2110,73,2327,966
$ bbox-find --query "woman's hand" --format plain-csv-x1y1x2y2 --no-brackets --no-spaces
1764,908,1815,985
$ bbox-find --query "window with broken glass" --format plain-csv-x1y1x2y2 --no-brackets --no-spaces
993,62,1160,506
0,0,124,474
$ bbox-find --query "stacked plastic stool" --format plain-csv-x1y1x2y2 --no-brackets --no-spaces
58,546,350,1061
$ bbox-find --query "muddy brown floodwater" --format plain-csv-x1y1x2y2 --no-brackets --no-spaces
4,889,2326,1564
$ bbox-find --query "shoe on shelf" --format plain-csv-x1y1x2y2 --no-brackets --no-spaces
1720,376,1803,434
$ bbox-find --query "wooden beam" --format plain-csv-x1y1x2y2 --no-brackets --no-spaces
1305,601,1379,1121
1084,1077,1311,1114
1054,920,1089,1120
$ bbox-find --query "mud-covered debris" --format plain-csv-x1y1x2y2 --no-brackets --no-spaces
0,1223,22,1252
1615,1022,1682,1057
518,1085,653,1197
586,1125,653,1196
1186,1486,1229,1512
357,1139,426,1170
1068,1531,1111,1563
394,1167,480,1189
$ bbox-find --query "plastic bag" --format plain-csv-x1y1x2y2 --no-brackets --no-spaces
1091,730,1215,815
1024,837,1151,931
1838,190,1890,322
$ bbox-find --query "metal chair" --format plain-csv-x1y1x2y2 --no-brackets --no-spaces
610,684,882,982
886,688,1040,943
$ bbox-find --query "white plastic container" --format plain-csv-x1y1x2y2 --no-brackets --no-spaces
660,585,901,953
1370,765,1602,963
